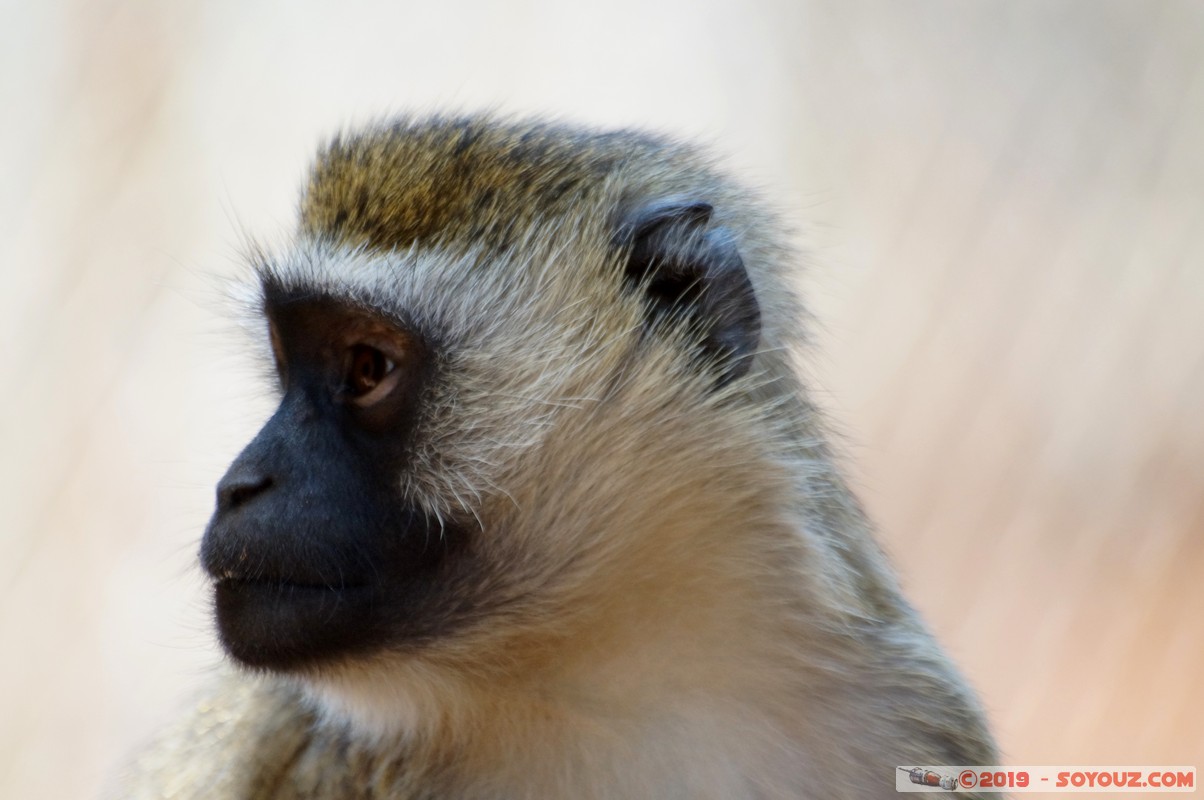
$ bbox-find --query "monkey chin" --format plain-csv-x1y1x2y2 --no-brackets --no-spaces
213,578,382,671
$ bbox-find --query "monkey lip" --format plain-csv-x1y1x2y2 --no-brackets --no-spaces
211,571,370,592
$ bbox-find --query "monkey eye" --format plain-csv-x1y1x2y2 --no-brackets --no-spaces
343,344,400,406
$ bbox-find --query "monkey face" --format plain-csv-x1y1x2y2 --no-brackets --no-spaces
200,202,763,680
200,129,763,677
200,290,471,670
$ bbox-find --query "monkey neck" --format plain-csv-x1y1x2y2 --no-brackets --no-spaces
297,498,876,762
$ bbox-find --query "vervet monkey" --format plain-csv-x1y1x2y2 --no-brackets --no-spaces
123,115,995,799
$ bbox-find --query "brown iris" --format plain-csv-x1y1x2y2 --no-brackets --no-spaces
345,345,394,399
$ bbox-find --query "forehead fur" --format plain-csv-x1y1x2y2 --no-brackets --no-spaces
300,115,708,253
291,114,809,368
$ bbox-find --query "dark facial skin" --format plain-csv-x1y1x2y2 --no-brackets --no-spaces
199,288,458,671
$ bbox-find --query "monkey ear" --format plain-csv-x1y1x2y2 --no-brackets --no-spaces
615,198,761,386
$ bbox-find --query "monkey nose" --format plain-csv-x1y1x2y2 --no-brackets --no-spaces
216,468,274,513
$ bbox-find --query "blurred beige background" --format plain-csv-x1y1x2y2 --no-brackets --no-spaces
2,0,1202,797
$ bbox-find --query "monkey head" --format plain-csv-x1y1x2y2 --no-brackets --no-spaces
198,119,792,711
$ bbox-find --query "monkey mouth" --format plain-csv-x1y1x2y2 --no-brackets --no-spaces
200,508,463,671
211,570,370,592
211,573,376,615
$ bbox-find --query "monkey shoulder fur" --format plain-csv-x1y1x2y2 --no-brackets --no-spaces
123,115,995,799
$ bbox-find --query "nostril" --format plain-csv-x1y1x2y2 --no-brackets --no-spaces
216,472,273,512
